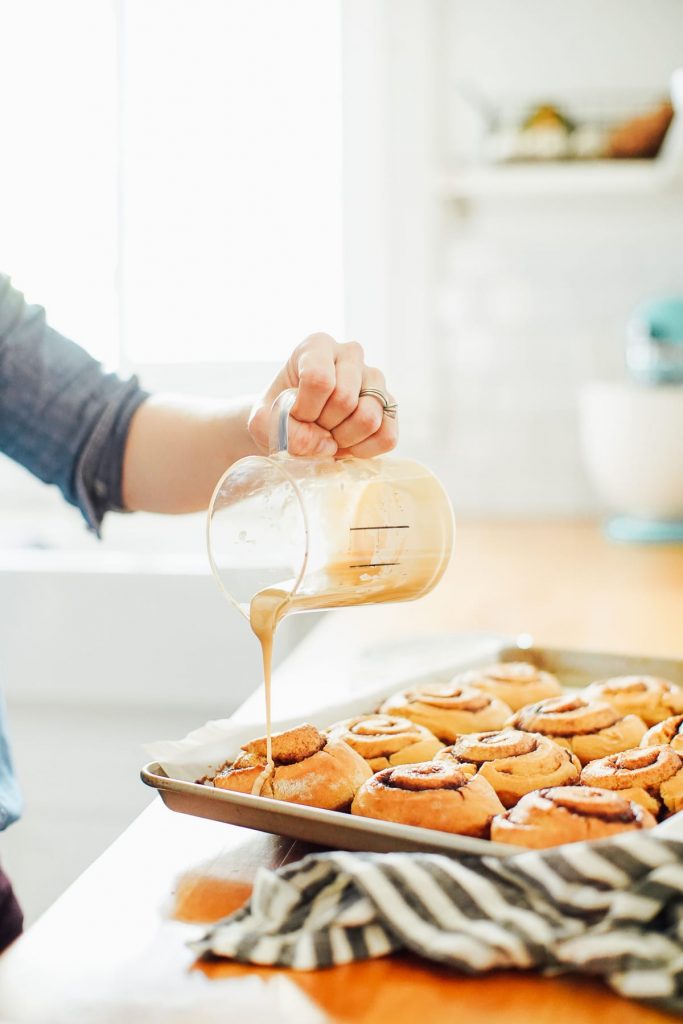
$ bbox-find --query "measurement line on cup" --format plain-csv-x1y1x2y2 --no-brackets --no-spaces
348,524,407,569
349,562,400,568
349,525,410,531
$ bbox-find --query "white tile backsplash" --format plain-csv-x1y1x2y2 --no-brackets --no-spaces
434,189,683,515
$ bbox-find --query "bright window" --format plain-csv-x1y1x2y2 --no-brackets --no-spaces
0,0,118,364
122,0,344,367
0,0,344,373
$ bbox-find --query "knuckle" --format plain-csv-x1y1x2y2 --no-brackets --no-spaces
286,425,311,456
287,437,305,455
291,339,309,362
303,331,335,350
299,366,335,393
344,339,364,360
380,423,398,450
331,386,358,417
357,404,383,434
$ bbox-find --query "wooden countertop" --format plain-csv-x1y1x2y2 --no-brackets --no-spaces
2,521,683,1023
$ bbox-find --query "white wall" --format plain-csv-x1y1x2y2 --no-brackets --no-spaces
436,0,683,516
437,193,683,516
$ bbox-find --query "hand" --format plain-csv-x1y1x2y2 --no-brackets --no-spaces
248,333,398,458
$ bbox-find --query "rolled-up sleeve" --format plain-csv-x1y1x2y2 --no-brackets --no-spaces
0,275,149,533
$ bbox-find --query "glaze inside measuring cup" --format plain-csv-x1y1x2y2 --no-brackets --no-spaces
207,395,454,792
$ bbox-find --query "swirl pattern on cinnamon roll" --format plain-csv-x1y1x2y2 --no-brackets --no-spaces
211,723,371,810
324,714,443,771
491,786,656,849
580,744,683,816
351,760,504,837
380,683,512,743
584,675,683,727
508,693,647,765
642,715,683,753
436,729,580,807
455,661,562,712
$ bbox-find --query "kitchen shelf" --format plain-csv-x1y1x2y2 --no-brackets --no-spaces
438,159,683,200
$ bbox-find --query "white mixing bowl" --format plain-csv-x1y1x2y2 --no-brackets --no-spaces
579,380,683,519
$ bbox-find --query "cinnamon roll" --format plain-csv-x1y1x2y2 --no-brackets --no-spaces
436,729,580,807
580,744,683,816
455,661,562,712
508,693,647,765
491,786,656,849
351,760,504,837
210,723,371,810
642,714,683,753
380,683,512,743
584,675,683,727
324,714,443,771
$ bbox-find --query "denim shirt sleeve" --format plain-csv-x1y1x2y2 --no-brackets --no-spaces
0,274,149,533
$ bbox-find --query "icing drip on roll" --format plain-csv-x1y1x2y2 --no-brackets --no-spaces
212,723,371,811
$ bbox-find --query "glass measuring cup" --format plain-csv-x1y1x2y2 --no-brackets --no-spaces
207,389,455,622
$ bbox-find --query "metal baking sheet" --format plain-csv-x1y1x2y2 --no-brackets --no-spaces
141,639,683,858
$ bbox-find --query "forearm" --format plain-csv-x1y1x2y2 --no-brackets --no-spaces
121,394,259,514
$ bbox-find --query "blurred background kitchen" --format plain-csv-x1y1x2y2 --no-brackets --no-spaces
1,0,682,924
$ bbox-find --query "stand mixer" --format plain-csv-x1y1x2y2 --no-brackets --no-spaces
580,297,683,543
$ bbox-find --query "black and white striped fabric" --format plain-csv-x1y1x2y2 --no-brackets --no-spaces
191,835,683,1013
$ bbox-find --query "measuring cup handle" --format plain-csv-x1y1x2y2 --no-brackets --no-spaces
268,388,298,456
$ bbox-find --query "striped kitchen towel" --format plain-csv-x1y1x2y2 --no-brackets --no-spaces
192,835,683,1013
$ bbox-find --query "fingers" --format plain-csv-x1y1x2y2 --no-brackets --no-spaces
249,332,398,460
331,367,394,450
247,396,338,456
286,417,338,458
340,412,398,458
316,341,364,431
289,333,337,423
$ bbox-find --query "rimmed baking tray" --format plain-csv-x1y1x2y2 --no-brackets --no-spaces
141,638,683,859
